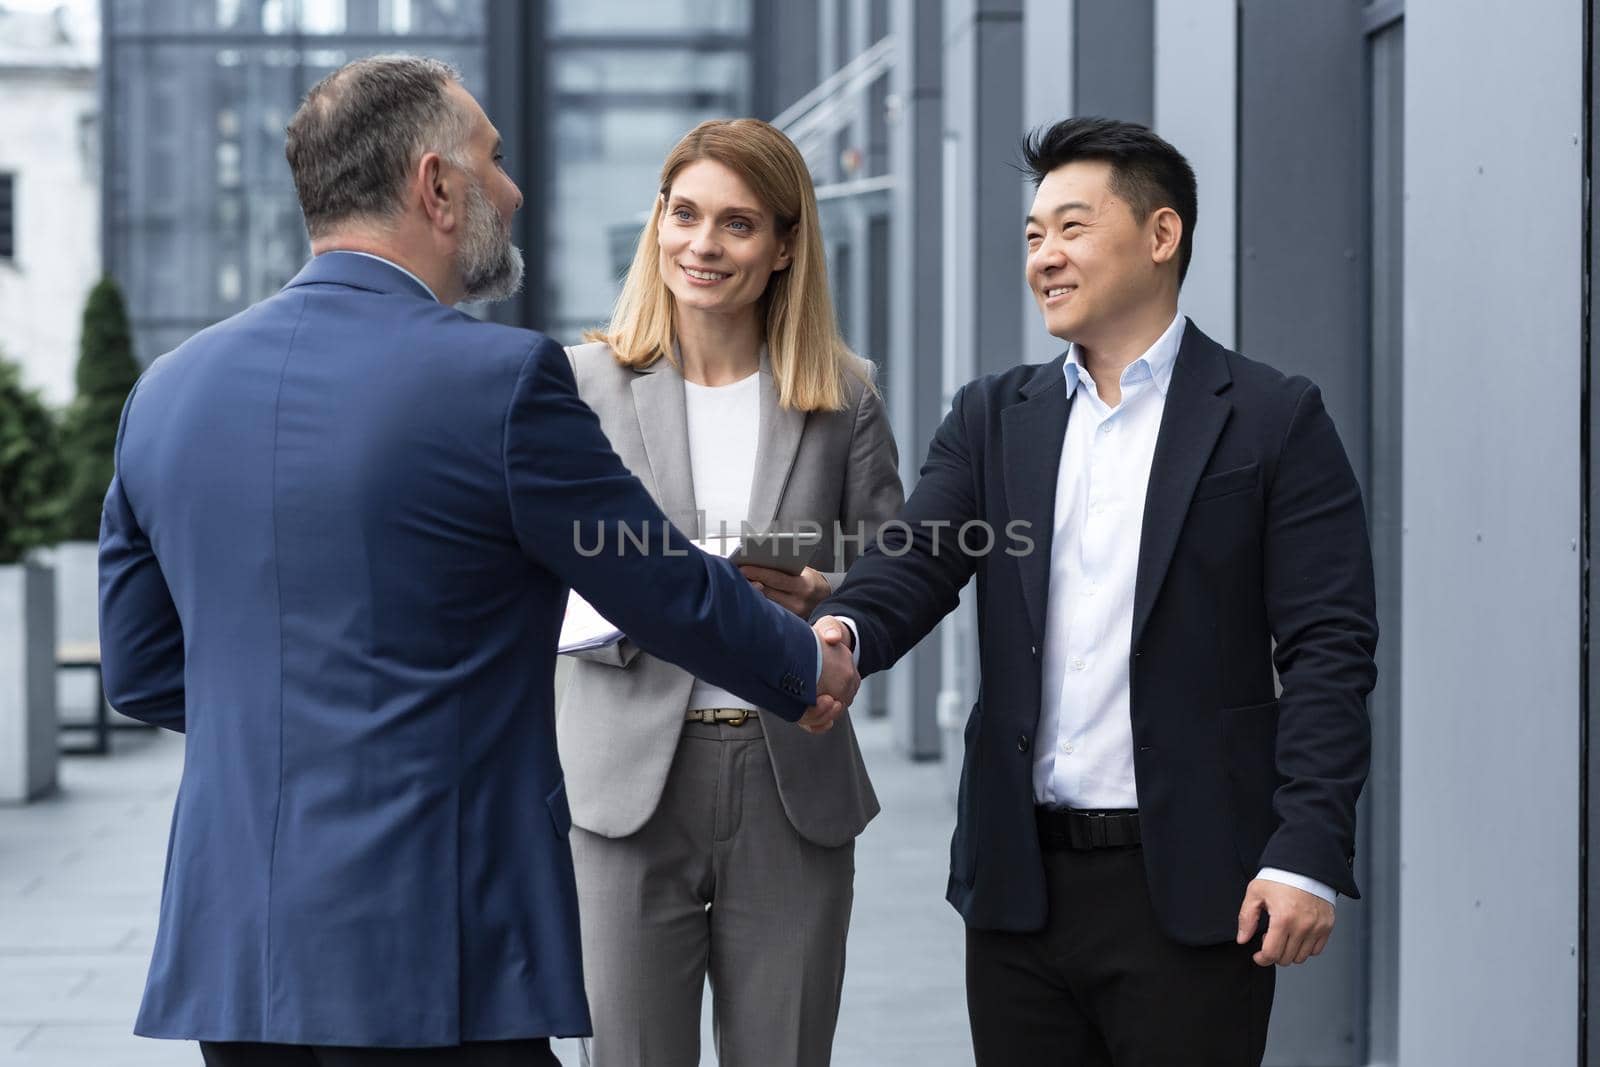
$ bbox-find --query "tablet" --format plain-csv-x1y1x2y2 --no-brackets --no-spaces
727,531,822,576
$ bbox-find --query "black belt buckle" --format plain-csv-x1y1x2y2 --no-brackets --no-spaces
1036,806,1141,851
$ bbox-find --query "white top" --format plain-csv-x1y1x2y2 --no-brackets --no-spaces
1034,313,1182,811
683,371,762,712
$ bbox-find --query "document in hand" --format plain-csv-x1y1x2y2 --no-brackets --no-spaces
556,536,741,655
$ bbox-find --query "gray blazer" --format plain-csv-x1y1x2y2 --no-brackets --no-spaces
555,341,904,848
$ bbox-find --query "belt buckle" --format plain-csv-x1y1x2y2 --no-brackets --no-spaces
726,709,751,727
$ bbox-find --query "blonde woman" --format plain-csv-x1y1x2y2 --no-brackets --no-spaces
556,119,903,1067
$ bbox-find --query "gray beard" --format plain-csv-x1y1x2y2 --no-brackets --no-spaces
458,178,524,304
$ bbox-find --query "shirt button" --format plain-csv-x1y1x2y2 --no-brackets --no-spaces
1082,586,1096,597
1100,424,1113,435
1060,740,1074,754
1071,658,1086,671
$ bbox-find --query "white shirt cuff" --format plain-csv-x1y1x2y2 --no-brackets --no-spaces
834,616,863,667
1256,867,1337,906
813,630,824,688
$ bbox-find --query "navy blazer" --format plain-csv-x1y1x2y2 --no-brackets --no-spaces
98,252,820,1046
818,320,1377,945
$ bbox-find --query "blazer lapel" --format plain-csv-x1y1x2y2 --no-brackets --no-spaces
746,350,806,533
629,361,701,537
1002,355,1072,645
1131,322,1234,648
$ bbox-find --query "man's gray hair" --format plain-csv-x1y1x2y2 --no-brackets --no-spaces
285,54,472,238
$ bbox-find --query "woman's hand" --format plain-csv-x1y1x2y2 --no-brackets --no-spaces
739,565,832,618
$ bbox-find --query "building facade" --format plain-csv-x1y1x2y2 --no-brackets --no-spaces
101,0,491,365
96,1,1600,1061
0,2,99,407
771,0,1595,1063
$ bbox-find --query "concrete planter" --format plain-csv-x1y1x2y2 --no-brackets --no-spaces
0,560,58,803
52,540,111,727
53,541,98,649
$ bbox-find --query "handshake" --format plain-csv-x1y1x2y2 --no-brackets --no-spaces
798,616,857,735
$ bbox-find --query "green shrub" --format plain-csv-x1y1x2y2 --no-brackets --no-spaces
57,277,140,541
0,355,65,565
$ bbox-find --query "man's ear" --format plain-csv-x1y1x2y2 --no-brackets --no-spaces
1150,206,1182,269
417,152,458,232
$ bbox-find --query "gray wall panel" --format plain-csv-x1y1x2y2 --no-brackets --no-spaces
1153,0,1235,347
1400,1,1583,1062
1590,0,1600,1055
1364,19,1405,1066
1021,0,1073,366
1073,0,1153,126
886,0,948,760
758,0,822,118
940,0,1025,760
1237,4,1370,1063
1237,1,1368,481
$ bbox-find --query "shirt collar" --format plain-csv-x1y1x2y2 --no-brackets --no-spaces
343,251,440,303
1062,311,1187,398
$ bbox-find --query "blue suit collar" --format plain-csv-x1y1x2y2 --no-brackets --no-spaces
284,251,439,303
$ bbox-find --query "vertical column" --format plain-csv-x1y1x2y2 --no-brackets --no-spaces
755,0,824,118
938,0,1023,766
1019,0,1073,367
1152,0,1235,347
1590,0,1600,1056
1072,0,1153,126
883,0,946,759
1234,4,1369,1062
844,0,873,353
484,0,544,330
1400,0,1582,1062
1364,14,1405,1063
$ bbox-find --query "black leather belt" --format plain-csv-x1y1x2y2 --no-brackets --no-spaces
1036,806,1142,851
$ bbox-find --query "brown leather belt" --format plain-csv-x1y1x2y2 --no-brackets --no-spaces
685,708,758,726
1036,806,1142,850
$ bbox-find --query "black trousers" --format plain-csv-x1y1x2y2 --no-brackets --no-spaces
966,845,1275,1066
199,1038,558,1067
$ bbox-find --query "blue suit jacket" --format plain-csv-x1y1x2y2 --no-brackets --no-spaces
98,252,820,1046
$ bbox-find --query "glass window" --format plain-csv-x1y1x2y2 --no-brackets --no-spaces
105,0,488,362
540,0,752,340
554,49,746,95
115,1,481,38
299,0,347,34
551,0,748,34
0,174,14,261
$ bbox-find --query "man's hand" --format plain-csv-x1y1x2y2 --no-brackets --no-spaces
797,616,858,734
1236,878,1335,967
742,565,832,618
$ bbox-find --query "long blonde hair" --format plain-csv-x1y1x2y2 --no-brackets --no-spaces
585,119,858,413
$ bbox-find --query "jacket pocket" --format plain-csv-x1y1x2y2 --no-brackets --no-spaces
1221,699,1280,873
1192,461,1260,502
546,778,573,838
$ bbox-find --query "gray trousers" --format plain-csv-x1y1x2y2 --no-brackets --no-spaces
571,717,855,1067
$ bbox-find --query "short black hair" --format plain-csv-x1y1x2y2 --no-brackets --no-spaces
1021,117,1198,283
